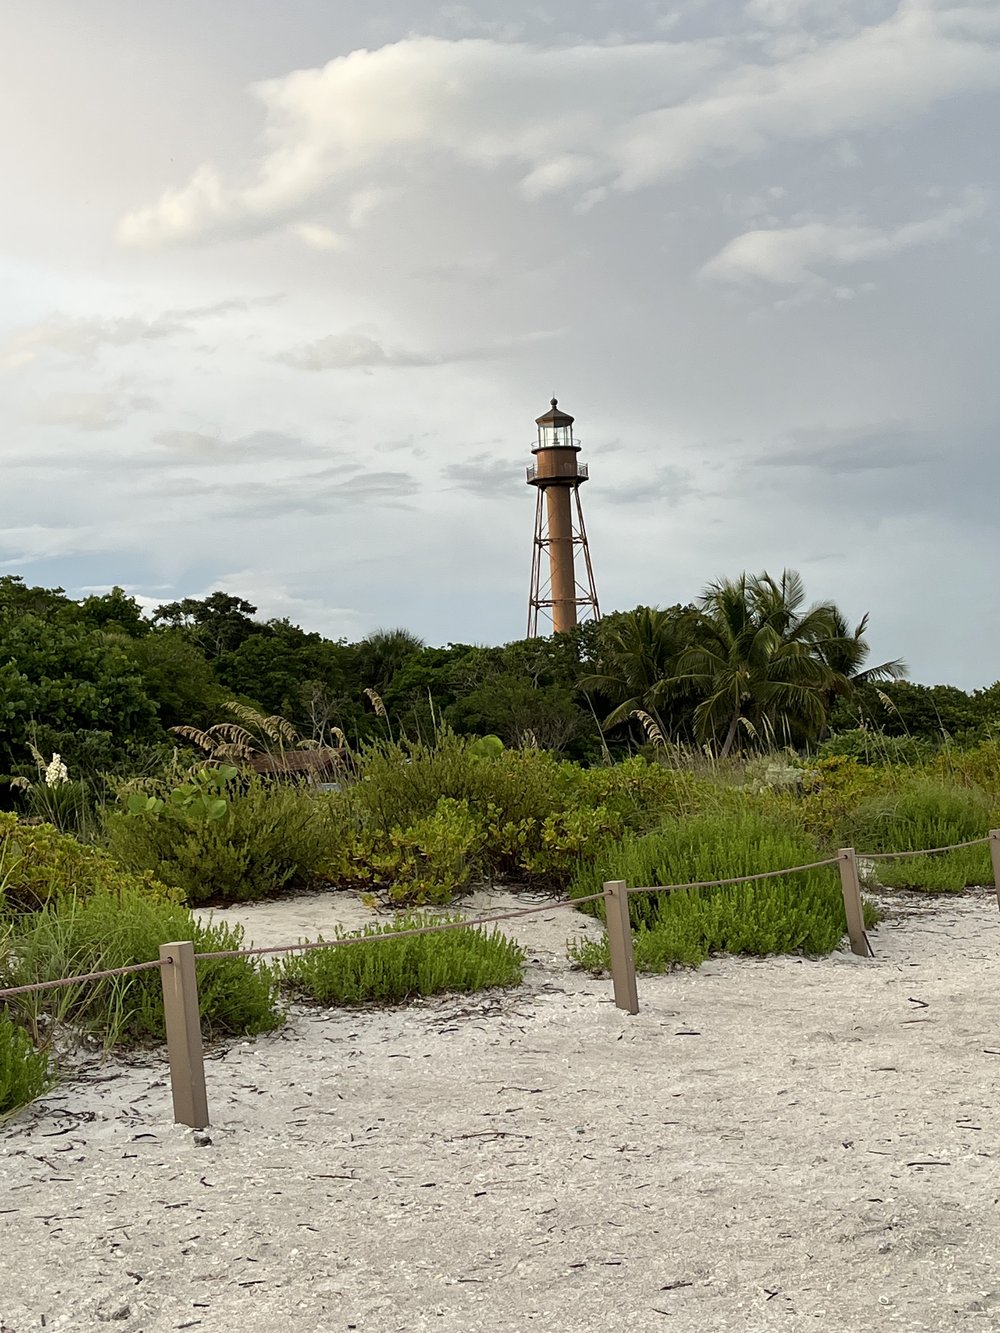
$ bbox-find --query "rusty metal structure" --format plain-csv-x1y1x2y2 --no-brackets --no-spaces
526,397,600,636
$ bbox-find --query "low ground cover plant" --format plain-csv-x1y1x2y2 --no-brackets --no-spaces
0,811,175,911
281,913,526,1005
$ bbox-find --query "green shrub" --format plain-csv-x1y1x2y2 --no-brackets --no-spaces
0,812,178,912
932,740,1000,799
322,738,724,897
0,1012,52,1117
845,779,992,892
2,887,281,1046
323,796,486,905
818,729,937,767
575,758,725,830
281,913,525,1005
568,810,866,970
103,774,328,904
768,756,880,848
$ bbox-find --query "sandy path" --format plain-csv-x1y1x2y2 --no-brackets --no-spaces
2,887,1000,1332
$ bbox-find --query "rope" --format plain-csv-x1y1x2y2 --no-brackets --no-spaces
626,857,841,897
861,837,991,862
0,958,164,1001
193,891,610,962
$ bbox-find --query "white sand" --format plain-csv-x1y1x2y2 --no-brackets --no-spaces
3,885,1000,1332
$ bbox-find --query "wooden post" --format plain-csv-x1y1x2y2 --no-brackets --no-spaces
160,941,209,1129
604,880,639,1014
838,848,873,958
989,830,1000,913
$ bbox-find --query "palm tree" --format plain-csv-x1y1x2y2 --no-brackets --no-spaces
356,628,425,694
816,609,907,687
675,570,844,757
579,606,696,736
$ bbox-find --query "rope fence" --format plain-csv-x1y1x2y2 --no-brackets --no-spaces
2,831,998,1129
862,836,990,861
626,856,841,896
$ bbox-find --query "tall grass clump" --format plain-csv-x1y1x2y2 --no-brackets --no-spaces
281,914,525,1006
569,811,864,971
0,1012,53,1118
845,778,992,892
103,772,328,904
3,888,281,1046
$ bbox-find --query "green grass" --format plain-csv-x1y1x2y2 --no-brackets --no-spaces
281,913,526,1005
846,779,992,892
569,810,874,971
0,1012,53,1119
3,887,282,1046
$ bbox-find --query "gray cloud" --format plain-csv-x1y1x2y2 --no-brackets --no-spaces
442,456,523,496
752,424,933,473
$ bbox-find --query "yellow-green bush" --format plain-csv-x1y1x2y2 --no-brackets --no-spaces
0,812,178,911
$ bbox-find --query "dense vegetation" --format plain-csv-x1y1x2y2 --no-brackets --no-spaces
4,568,999,791
2,567,999,1117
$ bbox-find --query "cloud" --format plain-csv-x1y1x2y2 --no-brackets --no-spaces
278,327,558,371
701,191,990,290
149,467,419,517
751,423,932,472
152,428,334,461
289,222,347,251
117,11,1000,248
0,297,281,370
442,456,523,496
28,387,158,431
277,332,437,371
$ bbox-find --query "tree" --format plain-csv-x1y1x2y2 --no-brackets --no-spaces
579,606,698,738
152,592,263,659
356,628,425,695
676,571,843,757
0,611,159,774
816,609,907,688
77,587,149,637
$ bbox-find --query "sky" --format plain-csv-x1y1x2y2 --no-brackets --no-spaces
2,0,998,686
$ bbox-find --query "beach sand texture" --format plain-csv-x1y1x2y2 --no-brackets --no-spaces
2,886,999,1332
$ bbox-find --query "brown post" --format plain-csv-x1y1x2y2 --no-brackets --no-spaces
159,941,209,1129
837,848,873,958
604,880,639,1014
989,830,1000,912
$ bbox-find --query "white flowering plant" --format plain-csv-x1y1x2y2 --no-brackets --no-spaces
7,744,89,834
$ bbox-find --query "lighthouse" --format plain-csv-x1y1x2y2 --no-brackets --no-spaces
526,397,600,636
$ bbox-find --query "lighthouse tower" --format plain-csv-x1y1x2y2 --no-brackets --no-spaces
526,397,600,637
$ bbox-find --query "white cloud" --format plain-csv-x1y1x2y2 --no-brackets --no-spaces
289,222,347,251
0,314,178,369
117,9,1000,248
701,191,989,289
29,387,157,431
0,298,280,370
